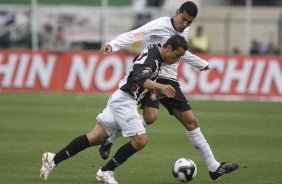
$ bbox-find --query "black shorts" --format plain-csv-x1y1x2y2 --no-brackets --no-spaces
140,79,192,115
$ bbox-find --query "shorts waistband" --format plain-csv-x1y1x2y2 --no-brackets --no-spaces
119,89,136,101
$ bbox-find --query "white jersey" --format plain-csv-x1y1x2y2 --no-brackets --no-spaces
108,17,209,81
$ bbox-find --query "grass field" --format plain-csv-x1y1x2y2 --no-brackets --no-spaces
0,92,282,184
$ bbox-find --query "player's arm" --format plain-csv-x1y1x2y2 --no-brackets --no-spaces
100,44,112,55
143,79,175,98
181,50,211,71
132,61,175,98
100,18,163,55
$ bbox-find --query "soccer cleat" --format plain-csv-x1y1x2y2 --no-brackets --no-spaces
98,141,113,160
96,168,103,181
96,168,118,184
209,162,239,181
40,152,56,181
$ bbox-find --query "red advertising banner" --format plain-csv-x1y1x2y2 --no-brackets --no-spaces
178,55,282,101
0,50,281,101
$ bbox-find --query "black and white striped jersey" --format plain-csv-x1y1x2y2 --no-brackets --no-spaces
108,17,209,82
119,45,162,102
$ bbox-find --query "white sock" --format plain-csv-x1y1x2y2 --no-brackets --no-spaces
186,127,220,172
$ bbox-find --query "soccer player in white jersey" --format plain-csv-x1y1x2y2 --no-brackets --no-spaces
40,35,188,184
99,1,239,181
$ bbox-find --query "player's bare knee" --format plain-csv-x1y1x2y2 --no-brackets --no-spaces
86,126,109,145
131,134,148,151
185,117,199,131
86,133,105,145
144,114,158,125
192,117,199,125
132,139,147,151
143,108,158,125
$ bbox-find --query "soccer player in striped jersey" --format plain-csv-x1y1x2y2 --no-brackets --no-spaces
99,1,239,181
40,35,188,184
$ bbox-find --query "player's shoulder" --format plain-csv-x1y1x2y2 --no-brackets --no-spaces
147,44,159,50
153,16,171,23
143,44,160,59
148,17,173,30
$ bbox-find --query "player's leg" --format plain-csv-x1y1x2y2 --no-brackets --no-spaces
98,90,159,160
40,101,117,181
40,123,109,181
97,90,147,184
160,95,220,169
157,79,239,180
172,108,239,180
141,90,160,125
97,130,121,160
97,102,124,159
98,109,155,160
97,133,147,184
172,109,221,169
99,133,147,171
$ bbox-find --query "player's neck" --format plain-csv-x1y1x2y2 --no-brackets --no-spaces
158,47,165,63
171,17,178,32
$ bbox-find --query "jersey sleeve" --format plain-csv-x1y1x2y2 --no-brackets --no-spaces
132,64,152,87
181,51,209,70
132,51,157,87
108,17,167,52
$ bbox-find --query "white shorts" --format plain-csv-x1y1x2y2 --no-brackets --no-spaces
96,89,146,137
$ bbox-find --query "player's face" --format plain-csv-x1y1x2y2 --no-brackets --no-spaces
173,10,195,32
164,46,186,64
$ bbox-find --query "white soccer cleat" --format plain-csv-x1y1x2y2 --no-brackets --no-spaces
96,168,118,184
96,168,103,181
40,152,56,181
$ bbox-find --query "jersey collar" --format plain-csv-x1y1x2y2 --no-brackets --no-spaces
155,46,164,63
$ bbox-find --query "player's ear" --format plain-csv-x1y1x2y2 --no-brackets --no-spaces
166,45,173,52
176,9,180,16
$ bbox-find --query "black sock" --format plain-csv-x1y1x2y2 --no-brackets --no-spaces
53,135,90,165
101,142,137,171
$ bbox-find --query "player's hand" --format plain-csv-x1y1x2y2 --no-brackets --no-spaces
100,44,112,55
160,84,176,98
200,65,212,71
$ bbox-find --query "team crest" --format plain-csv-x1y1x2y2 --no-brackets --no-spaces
150,90,158,101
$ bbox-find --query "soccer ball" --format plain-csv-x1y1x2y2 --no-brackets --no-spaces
172,158,197,183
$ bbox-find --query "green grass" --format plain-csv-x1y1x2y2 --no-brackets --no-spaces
0,92,282,184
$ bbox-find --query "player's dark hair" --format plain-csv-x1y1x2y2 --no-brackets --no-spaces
163,35,188,51
179,1,198,18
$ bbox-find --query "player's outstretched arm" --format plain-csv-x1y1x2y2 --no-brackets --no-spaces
181,51,210,70
200,65,212,71
100,44,112,55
